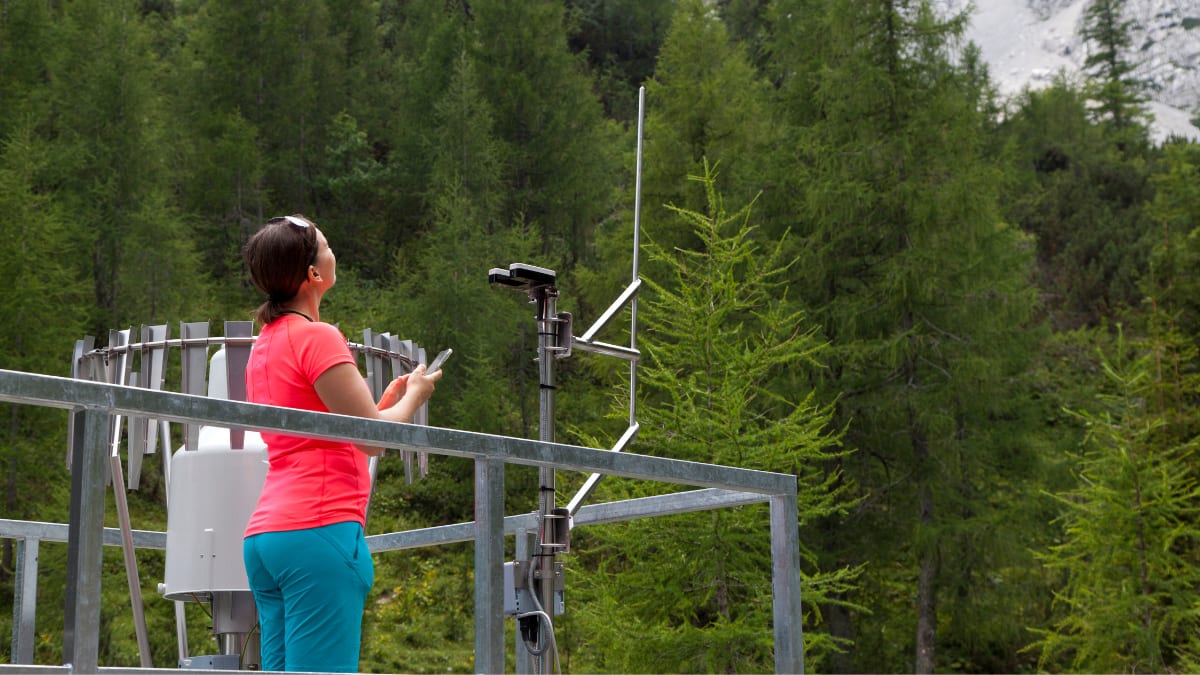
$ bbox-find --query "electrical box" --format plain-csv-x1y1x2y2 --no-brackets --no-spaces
503,561,564,616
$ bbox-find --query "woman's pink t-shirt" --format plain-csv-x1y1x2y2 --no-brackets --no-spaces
243,315,372,537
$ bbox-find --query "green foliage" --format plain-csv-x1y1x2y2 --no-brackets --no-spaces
641,0,775,240
1000,79,1155,330
312,112,395,280
580,0,778,361
378,51,540,438
1029,328,1200,672
2,1,1199,672
1144,141,1200,340
1137,141,1200,449
568,164,855,673
364,545,477,673
0,120,88,590
41,0,212,331
467,0,623,265
1079,0,1150,134
565,0,675,122
0,0,59,136
767,1,1051,671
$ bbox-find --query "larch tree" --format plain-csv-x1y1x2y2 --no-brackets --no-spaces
568,164,854,674
466,0,622,266
766,1,1046,671
49,0,210,331
580,0,779,352
0,121,88,587
639,0,776,246
1029,328,1200,672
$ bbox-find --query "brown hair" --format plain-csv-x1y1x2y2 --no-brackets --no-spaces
244,214,319,325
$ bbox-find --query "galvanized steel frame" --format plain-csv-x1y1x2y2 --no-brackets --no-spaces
0,368,804,674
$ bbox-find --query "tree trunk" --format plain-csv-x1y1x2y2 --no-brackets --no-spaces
825,597,857,673
915,477,938,674
908,326,937,673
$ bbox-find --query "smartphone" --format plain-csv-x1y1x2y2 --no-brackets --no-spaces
426,348,453,374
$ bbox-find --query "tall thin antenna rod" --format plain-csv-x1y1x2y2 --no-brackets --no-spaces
629,85,645,428
565,87,646,518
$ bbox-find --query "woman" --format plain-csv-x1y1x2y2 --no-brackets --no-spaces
241,214,440,672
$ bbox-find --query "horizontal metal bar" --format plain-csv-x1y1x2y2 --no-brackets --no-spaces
78,336,418,368
0,662,360,667
572,488,771,526
0,519,166,550
367,488,771,553
367,512,538,552
0,370,794,495
2,490,772,557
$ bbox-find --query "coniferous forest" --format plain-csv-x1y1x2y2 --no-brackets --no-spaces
3,0,1200,673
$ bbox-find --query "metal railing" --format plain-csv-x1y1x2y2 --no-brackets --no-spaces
0,368,804,674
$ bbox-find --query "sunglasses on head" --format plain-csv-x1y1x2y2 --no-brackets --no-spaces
270,215,310,230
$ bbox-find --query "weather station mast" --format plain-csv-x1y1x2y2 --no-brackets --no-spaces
488,86,647,675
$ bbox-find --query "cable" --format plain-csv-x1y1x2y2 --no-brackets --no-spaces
239,622,260,670
519,556,561,673
190,593,212,617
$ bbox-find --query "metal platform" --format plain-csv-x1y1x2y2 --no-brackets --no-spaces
0,368,804,674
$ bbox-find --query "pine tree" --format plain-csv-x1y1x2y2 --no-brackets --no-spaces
565,0,675,123
1079,0,1148,134
767,1,1047,671
567,163,855,673
580,0,778,355
46,0,211,330
466,0,621,265
0,120,88,586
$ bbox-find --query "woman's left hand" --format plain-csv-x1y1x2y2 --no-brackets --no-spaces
378,373,409,410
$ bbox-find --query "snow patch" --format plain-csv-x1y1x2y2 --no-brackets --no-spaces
951,0,1200,141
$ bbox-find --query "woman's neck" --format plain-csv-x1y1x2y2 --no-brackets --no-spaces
282,290,321,323
279,309,313,322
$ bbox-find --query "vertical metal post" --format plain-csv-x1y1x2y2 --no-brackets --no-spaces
514,529,536,674
770,492,805,674
156,417,190,664
110,449,153,667
129,323,167,490
223,321,255,450
534,285,560,675
12,536,38,664
629,85,645,431
66,335,96,471
180,321,210,452
474,457,505,674
63,408,108,673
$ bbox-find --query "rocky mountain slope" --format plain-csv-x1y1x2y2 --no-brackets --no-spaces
945,0,1200,141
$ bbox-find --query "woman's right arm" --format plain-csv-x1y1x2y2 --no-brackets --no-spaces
314,363,441,455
